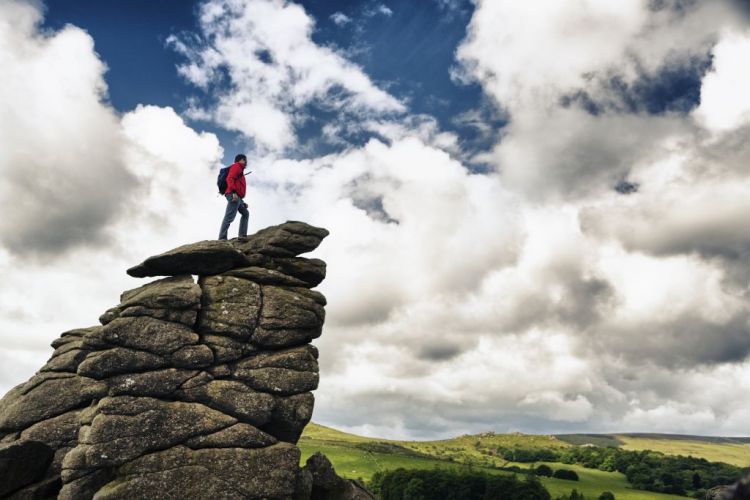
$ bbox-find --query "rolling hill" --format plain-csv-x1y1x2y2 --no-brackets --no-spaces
298,423,750,499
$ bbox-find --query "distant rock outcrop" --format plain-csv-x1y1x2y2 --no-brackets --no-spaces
707,473,750,500
301,452,376,500
0,221,362,499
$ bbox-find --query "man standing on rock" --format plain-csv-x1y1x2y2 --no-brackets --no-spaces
219,154,250,240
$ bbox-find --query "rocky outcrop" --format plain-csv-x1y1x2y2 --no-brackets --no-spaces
302,452,376,500
0,221,363,499
707,473,750,500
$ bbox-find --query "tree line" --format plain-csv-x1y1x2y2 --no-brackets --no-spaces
369,468,551,500
495,444,743,496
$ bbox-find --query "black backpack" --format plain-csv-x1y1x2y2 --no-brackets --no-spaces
217,166,230,194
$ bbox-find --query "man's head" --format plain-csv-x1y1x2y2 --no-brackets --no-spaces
235,154,247,166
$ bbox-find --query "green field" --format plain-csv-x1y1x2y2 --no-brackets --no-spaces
504,462,683,500
616,435,750,468
298,423,750,499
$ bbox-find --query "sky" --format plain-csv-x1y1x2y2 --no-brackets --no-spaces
1,0,750,440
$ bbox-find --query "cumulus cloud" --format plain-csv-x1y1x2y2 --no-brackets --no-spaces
573,26,750,281
118,105,223,240
455,1,647,109
350,0,750,437
0,103,225,396
0,2,227,396
0,0,137,257
456,0,741,113
581,170,750,264
456,0,744,200
491,109,688,199
694,30,750,132
246,135,523,326
168,0,405,153
5,0,750,440
160,0,750,437
600,360,750,434
315,332,598,438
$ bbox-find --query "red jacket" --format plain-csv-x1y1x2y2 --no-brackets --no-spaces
224,162,246,198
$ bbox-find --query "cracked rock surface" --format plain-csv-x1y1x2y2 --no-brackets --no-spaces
0,221,338,499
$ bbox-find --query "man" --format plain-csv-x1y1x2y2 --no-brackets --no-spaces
218,154,249,240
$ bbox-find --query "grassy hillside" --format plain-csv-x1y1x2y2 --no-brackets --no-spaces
556,433,750,467
503,461,684,500
616,435,750,468
298,423,713,499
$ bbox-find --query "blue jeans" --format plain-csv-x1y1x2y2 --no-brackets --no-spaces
218,194,249,240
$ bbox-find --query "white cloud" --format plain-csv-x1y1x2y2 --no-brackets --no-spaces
453,0,746,201
694,30,750,133
581,173,750,264
243,134,523,325
363,3,393,19
456,0,647,110
117,105,225,245
0,0,136,256
456,0,742,113
330,11,351,26
168,0,405,153
258,145,750,435
376,4,393,17
518,392,593,423
315,332,598,437
0,103,229,399
450,0,750,372
0,1,227,396
490,108,688,199
610,360,750,435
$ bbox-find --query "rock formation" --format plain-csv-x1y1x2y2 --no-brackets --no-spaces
301,452,374,500
707,473,750,500
0,221,367,499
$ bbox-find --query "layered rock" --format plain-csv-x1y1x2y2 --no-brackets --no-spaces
0,221,341,499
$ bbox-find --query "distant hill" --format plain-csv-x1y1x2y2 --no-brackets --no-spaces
619,434,750,444
299,423,750,499
558,432,750,446
556,433,750,467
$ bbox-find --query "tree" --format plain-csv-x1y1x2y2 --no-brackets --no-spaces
368,467,551,500
598,492,615,500
403,477,425,500
692,472,702,489
535,464,553,477
553,469,580,481
569,490,584,500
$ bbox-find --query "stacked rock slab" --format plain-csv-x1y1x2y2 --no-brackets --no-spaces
0,221,330,499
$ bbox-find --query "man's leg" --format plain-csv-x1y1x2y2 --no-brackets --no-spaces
218,195,240,240
238,200,249,237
